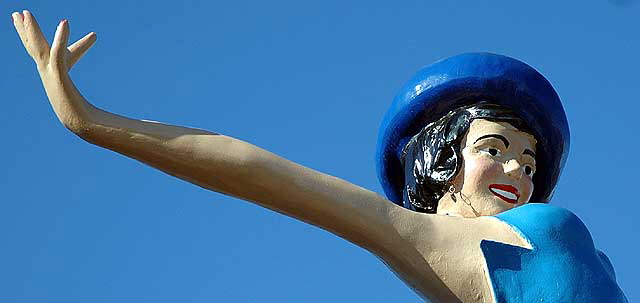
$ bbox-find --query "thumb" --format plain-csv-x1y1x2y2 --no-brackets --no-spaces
68,32,97,69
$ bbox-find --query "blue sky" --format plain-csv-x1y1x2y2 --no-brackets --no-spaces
2,0,638,302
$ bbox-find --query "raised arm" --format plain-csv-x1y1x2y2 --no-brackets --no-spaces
12,11,408,254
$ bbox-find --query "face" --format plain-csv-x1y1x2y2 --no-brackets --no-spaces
448,119,537,216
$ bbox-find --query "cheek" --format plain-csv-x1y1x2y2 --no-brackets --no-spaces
463,156,503,185
520,178,534,203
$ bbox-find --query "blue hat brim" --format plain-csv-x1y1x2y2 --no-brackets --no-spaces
376,53,570,206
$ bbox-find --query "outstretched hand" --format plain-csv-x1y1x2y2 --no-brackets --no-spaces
12,10,96,71
12,10,99,131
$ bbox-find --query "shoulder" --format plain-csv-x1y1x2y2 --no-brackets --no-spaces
389,209,531,255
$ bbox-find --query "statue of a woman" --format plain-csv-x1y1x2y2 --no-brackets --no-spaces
12,11,628,302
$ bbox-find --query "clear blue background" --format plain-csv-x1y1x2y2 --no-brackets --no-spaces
2,1,638,302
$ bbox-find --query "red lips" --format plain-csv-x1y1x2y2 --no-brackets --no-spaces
488,184,520,204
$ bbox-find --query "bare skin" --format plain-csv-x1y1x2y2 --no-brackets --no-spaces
13,11,537,302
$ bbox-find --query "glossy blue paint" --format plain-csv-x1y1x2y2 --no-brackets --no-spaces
482,204,628,302
376,53,570,206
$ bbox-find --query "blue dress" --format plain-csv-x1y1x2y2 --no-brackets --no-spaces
480,204,628,302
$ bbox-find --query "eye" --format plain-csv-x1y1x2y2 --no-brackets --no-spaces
479,147,501,157
524,165,534,176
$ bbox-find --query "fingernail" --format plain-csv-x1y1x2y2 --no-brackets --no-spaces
60,19,67,25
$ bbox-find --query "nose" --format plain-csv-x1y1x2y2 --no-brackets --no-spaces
504,159,524,179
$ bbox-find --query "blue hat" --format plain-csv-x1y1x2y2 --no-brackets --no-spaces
376,53,570,206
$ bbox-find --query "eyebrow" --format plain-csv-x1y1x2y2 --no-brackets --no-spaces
523,149,536,158
474,134,510,148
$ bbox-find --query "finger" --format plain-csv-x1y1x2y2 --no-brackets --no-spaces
21,10,51,61
51,19,70,67
11,11,23,22
12,12,32,53
12,12,25,37
68,32,97,68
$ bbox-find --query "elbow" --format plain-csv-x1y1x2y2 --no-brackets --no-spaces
189,135,265,183
226,140,267,179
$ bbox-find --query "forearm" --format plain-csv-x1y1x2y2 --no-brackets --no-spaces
82,109,254,196
35,55,248,192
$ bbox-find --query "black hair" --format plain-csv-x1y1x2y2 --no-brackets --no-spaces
400,103,533,213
